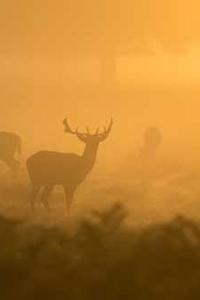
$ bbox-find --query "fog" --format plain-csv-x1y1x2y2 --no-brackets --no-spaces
2,1,200,298
1,0,200,166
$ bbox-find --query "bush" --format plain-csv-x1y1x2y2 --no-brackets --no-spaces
0,205,200,300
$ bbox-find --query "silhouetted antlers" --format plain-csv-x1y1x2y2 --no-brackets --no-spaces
63,118,76,134
63,118,113,141
97,118,113,141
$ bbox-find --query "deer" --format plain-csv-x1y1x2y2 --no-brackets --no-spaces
0,132,21,174
27,118,113,214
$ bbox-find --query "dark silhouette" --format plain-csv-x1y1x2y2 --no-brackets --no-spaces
0,132,21,174
140,126,162,161
27,118,113,213
0,207,200,300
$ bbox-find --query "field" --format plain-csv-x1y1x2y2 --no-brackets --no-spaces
0,156,200,299
0,154,200,225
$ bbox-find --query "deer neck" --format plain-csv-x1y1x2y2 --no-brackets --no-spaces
81,143,99,175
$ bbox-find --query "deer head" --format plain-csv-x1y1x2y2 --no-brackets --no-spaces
63,118,113,145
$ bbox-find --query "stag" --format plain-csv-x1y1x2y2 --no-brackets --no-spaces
27,118,113,213
0,132,21,174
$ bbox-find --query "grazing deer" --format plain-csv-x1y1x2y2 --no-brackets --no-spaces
27,118,113,213
0,132,21,174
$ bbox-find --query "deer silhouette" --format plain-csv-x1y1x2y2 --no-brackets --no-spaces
27,118,113,213
139,127,162,161
0,132,21,174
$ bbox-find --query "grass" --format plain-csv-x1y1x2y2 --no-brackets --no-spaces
0,204,200,299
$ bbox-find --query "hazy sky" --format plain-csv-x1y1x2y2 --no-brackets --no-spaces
1,0,200,55
1,0,200,86
1,0,200,163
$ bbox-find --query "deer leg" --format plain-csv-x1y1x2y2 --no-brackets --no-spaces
40,185,54,212
64,186,75,215
30,185,41,211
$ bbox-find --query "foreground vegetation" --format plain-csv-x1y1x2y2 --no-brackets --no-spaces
0,203,200,300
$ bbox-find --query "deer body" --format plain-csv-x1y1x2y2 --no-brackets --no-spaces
27,118,112,213
27,145,98,186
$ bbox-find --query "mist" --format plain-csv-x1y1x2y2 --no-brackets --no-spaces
1,0,200,167
1,2,200,298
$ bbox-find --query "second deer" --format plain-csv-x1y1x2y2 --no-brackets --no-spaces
27,118,113,214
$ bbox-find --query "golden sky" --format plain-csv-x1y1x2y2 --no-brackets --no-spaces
1,0,200,163
0,0,200,85
0,1,200,54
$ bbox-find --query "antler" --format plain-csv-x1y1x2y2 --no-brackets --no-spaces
63,118,88,135
97,118,113,141
63,118,88,142
63,118,76,134
63,118,113,142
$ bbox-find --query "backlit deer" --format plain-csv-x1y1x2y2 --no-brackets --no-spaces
139,127,162,161
27,118,113,213
0,132,21,174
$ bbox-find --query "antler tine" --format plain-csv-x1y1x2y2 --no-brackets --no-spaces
63,118,75,134
107,118,113,133
97,118,113,141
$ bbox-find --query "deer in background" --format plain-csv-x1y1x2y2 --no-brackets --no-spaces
27,118,113,213
0,132,21,175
